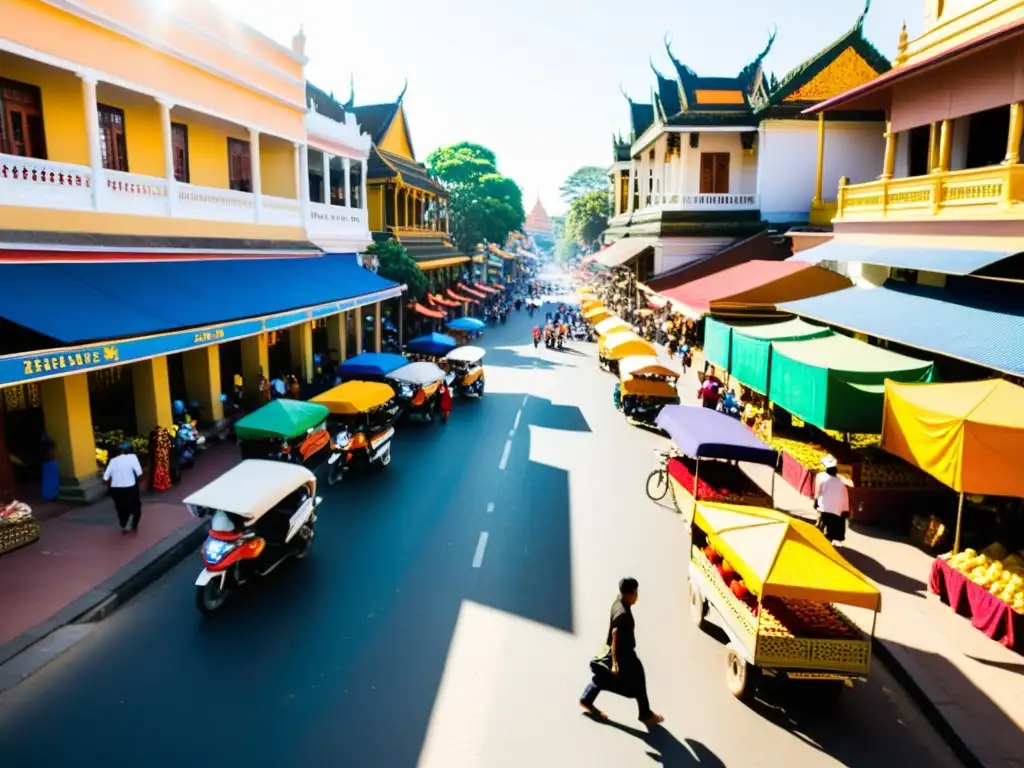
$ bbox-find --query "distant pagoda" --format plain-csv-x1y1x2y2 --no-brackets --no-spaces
525,197,553,237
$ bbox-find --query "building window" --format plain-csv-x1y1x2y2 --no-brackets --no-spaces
97,104,128,172
699,152,730,194
227,137,251,192
349,159,363,208
171,123,189,183
0,79,47,159
908,126,930,177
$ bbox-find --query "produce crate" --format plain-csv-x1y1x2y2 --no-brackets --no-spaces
692,546,757,638
668,457,772,508
0,519,41,556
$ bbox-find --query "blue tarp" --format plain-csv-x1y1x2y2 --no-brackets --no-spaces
0,254,401,344
448,317,485,332
405,333,457,356
339,352,409,379
655,405,778,467
779,281,1024,377
788,240,1018,275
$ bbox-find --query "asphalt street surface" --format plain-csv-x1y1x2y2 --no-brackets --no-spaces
0,298,960,767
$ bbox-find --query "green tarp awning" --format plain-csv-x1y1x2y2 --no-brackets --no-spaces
770,334,934,433
234,399,330,441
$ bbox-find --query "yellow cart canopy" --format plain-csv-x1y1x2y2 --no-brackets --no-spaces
595,317,632,337
311,381,396,414
584,307,613,323
693,502,881,611
618,355,680,381
606,336,656,361
580,299,604,312
882,379,1024,496
620,377,679,398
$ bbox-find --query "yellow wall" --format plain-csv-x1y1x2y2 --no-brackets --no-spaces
6,0,304,140
260,139,295,198
378,105,415,160
96,89,164,177
368,186,384,230
184,120,248,189
0,52,88,165
905,0,1024,68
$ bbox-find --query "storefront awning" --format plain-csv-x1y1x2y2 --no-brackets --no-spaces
417,256,470,271
596,237,657,268
788,237,1023,276
659,260,850,317
410,302,445,319
779,281,1024,377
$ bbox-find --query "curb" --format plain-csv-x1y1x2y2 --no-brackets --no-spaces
0,519,207,685
872,636,983,768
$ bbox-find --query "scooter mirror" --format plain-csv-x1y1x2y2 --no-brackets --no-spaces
314,496,323,507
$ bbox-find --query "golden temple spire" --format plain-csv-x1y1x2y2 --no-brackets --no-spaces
895,21,909,67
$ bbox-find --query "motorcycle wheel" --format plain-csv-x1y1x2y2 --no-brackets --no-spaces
294,522,315,560
327,460,343,486
195,579,229,614
379,445,392,467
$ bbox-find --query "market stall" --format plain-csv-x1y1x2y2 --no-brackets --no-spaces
882,379,1024,648
652,405,776,521
688,501,880,702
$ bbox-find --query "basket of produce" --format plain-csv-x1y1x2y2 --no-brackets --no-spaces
0,501,40,556
942,544,1024,614
668,457,771,507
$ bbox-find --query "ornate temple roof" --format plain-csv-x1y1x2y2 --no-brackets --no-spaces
305,81,348,123
525,198,553,234
348,81,411,149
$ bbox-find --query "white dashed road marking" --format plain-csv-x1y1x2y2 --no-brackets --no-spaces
472,532,489,568
498,439,512,470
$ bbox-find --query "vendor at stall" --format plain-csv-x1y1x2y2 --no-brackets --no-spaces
815,455,850,545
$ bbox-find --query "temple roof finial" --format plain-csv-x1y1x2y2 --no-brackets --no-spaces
857,0,871,28
344,74,355,110
397,78,408,104
894,20,909,66
619,82,633,103
650,55,666,81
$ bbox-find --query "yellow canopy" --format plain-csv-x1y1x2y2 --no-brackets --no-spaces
618,355,680,381
578,287,597,296
882,379,1024,496
583,306,613,323
311,381,396,415
580,299,604,312
620,377,679,398
604,333,656,361
599,331,640,356
693,502,881,611
594,317,632,337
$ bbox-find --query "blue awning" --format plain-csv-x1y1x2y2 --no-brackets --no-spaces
0,254,402,345
779,282,1024,376
788,239,1020,275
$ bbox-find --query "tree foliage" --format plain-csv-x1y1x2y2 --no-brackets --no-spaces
368,239,427,301
560,166,610,203
565,190,610,249
426,142,525,254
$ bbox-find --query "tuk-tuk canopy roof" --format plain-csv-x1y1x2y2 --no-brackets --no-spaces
406,332,457,356
183,459,315,519
447,317,486,332
620,378,679,398
584,306,613,322
311,381,396,414
656,405,777,467
595,316,632,337
693,502,881,611
445,345,486,364
387,361,446,386
602,333,657,360
234,399,329,441
618,355,680,380
339,352,409,379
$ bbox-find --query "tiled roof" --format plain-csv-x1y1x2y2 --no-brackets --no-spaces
305,81,347,123
629,101,655,139
350,102,402,145
366,146,446,196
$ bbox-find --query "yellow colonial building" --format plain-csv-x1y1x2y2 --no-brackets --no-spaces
0,0,402,500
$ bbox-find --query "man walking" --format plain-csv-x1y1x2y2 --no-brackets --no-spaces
103,441,144,534
579,577,664,725
814,455,850,545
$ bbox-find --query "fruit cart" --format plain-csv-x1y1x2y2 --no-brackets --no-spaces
649,405,777,522
687,502,881,704
0,501,40,556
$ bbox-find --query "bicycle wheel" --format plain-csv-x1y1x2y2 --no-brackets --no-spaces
645,469,669,501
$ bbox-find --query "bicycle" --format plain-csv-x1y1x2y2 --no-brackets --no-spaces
645,448,679,502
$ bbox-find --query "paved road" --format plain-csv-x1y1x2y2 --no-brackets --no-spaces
0,300,960,767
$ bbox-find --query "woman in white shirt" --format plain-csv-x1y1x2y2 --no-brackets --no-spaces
103,442,144,534
814,455,850,545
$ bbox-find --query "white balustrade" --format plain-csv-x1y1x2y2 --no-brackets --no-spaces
175,183,255,223
261,194,303,227
0,154,93,210
640,192,759,212
101,169,169,216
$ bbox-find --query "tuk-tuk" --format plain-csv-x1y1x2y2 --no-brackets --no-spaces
594,316,632,337
618,355,681,426
598,332,656,375
444,345,486,397
583,306,613,325
234,399,332,476
339,352,409,383
406,332,457,358
311,381,400,484
386,361,446,421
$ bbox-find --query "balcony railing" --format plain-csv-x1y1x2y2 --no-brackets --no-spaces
836,164,1024,220
642,192,760,212
0,156,93,210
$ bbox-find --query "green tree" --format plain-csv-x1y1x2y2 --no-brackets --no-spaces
368,239,427,301
560,166,610,203
555,238,579,265
565,190,610,249
426,142,525,253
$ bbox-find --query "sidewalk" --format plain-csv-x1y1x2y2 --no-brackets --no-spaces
0,442,238,667
652,340,1024,768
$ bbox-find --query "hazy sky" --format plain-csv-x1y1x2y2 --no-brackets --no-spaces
218,0,922,216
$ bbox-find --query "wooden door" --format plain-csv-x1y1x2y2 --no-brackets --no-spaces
699,152,730,194
97,104,128,171
171,123,189,183
0,79,47,159
227,138,251,192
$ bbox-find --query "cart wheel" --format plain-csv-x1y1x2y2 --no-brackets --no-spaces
725,648,759,703
688,582,706,628
645,469,668,501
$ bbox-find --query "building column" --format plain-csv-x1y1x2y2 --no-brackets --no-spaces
374,302,382,353
321,151,331,204
404,189,411,229
79,74,102,208
881,121,897,180
392,185,399,229
289,322,314,383
936,119,952,172
627,158,637,213
249,129,262,221
295,143,311,224
1005,103,1024,164
41,373,105,502
157,99,176,215
445,199,451,234
241,333,269,403
927,124,939,174
183,346,224,423
342,156,352,206
812,113,826,207
327,312,347,362
133,356,173,435
360,159,368,212
354,306,364,355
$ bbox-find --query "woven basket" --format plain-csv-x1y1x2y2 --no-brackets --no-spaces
0,519,41,556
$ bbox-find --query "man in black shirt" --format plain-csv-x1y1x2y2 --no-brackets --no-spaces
579,577,664,725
